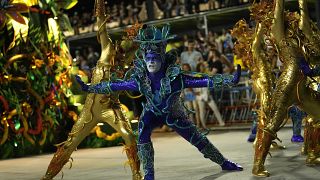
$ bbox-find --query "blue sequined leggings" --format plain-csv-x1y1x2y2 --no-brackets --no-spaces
288,106,307,136
138,110,209,151
138,110,226,180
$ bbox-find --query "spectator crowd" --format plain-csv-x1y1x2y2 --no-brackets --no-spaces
68,0,252,35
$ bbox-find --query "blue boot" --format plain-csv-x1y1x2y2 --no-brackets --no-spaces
201,142,243,171
289,106,306,143
247,133,256,143
291,135,304,143
221,159,243,171
137,142,154,180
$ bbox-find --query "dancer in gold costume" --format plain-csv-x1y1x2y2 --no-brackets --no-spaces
232,0,320,177
41,1,142,179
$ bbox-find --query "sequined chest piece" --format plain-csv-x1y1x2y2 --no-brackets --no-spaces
132,61,182,115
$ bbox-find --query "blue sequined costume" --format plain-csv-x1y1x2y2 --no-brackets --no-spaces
77,24,243,180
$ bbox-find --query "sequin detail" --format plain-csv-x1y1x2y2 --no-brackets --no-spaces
201,142,225,165
209,74,235,89
87,81,112,94
137,142,154,178
130,59,182,115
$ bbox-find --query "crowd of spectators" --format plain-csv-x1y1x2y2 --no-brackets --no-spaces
68,0,252,35
73,46,100,78
176,29,236,128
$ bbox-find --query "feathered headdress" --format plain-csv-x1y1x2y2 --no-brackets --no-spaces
134,24,176,43
134,24,176,54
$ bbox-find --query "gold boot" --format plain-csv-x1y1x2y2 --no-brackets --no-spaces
306,151,320,166
305,120,320,166
252,159,270,177
303,120,313,155
124,144,143,180
252,125,273,177
41,146,72,180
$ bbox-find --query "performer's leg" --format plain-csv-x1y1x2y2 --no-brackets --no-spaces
289,106,305,142
247,112,258,142
252,121,273,177
41,111,99,180
305,117,320,166
106,107,142,180
192,100,201,127
137,142,154,180
197,99,207,129
137,111,162,180
166,117,243,171
208,99,225,126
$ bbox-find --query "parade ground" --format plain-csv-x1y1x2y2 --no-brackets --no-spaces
0,127,319,180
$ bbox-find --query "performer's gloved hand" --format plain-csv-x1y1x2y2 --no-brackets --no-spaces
231,64,241,85
75,75,89,91
298,57,313,77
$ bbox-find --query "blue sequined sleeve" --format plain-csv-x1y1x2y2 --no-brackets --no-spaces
182,74,235,89
87,79,139,94
110,79,139,91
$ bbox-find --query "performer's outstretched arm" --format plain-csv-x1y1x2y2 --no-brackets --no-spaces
75,76,139,94
183,65,241,88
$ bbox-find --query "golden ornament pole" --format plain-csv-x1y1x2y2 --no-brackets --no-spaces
41,1,142,179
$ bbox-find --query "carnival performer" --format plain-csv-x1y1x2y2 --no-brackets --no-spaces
76,24,243,180
247,56,319,144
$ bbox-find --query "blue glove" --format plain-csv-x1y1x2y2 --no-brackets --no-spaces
75,75,89,91
232,64,241,85
209,65,241,89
